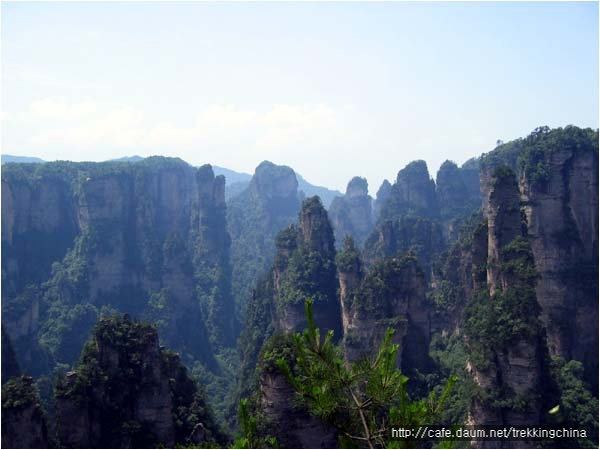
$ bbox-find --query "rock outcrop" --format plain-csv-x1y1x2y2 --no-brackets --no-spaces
464,166,544,447
237,197,342,448
1,375,49,449
364,161,445,276
328,177,373,248
480,126,599,392
258,341,338,449
273,197,342,337
436,159,481,241
381,160,439,221
227,161,302,321
517,130,598,389
373,179,392,221
54,315,224,448
1,170,79,298
337,238,431,373
1,158,234,376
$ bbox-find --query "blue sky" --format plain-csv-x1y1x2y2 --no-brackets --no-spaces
2,1,598,192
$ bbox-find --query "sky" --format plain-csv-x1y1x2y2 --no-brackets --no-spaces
1,1,598,193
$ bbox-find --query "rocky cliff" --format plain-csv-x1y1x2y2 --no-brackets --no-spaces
1,375,49,449
337,238,431,374
1,166,79,298
273,196,342,336
54,315,225,448
235,197,343,446
328,177,373,248
1,158,234,379
481,126,598,392
436,159,481,241
373,179,393,221
517,127,598,390
227,161,302,322
365,159,481,276
257,336,338,448
365,161,445,277
464,166,544,446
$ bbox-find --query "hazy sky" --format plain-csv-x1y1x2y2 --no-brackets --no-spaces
2,2,598,192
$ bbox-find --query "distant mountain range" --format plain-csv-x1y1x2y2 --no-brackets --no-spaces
213,165,341,207
1,154,342,207
1,155,46,164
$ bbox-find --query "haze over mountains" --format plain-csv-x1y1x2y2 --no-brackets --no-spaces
1,154,342,207
1,125,598,448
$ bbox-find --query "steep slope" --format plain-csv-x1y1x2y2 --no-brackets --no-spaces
365,159,481,276
436,159,481,241
364,161,443,276
227,161,302,321
429,126,598,447
463,166,544,444
328,177,373,248
235,197,342,423
481,126,599,391
54,315,226,448
337,237,431,374
2,375,50,449
2,157,234,379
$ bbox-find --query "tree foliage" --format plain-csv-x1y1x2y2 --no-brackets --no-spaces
276,300,456,448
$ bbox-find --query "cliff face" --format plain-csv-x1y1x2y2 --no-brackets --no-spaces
338,241,430,373
273,197,342,337
259,370,338,448
1,172,79,298
518,136,598,387
55,316,224,449
328,177,373,248
1,158,234,376
1,326,21,380
366,159,481,276
236,198,342,447
481,126,599,391
429,218,487,336
236,197,340,389
436,159,482,241
364,161,444,277
383,160,438,220
373,179,392,221
464,166,544,446
227,161,302,322
1,376,49,449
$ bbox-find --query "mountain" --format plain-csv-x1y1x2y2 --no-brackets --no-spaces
328,176,374,248
54,315,226,448
217,164,342,208
1,157,236,423
1,154,45,164
212,165,252,185
1,125,597,448
296,173,342,209
227,161,302,322
108,155,145,162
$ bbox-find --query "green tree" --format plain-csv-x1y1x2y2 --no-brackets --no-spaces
276,300,456,448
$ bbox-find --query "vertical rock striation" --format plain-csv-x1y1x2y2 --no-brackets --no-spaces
464,166,544,447
1,158,235,384
54,315,224,448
